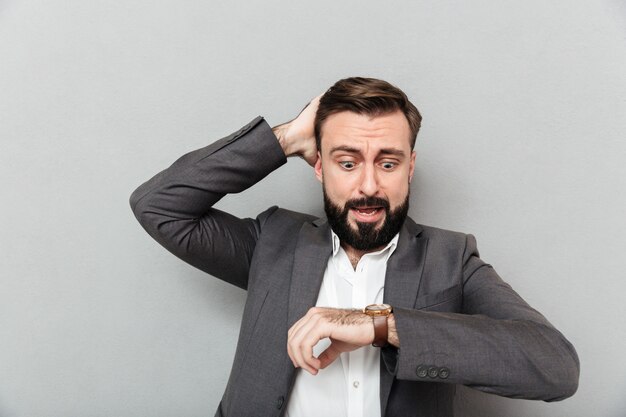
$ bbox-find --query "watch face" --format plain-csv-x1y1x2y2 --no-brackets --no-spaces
365,304,392,314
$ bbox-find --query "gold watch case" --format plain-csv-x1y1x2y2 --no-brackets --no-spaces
363,303,393,317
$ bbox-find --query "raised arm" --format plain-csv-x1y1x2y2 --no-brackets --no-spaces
129,116,286,289
129,97,321,289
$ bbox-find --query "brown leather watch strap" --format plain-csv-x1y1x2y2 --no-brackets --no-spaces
372,315,389,347
364,304,392,347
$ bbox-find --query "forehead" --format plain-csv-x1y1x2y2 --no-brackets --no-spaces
320,110,412,152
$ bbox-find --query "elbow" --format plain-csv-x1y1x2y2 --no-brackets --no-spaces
129,187,143,217
128,187,160,239
527,322,580,402
498,353,579,402
543,376,579,402
543,378,579,402
537,336,580,402
129,186,153,228
509,329,581,402
544,350,580,402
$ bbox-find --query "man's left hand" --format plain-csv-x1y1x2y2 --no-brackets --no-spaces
287,307,374,375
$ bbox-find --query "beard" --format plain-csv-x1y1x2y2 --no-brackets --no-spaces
323,188,410,251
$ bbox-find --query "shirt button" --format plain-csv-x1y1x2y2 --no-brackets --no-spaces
353,380,360,388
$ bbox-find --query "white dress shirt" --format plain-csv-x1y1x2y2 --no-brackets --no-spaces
285,231,399,417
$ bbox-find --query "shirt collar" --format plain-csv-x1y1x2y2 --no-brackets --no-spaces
331,230,400,259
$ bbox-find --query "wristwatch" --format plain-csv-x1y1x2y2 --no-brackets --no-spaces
363,303,393,347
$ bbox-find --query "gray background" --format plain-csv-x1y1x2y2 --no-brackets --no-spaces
1,0,625,416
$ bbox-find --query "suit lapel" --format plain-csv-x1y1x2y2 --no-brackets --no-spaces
287,218,333,328
383,217,427,309
380,217,429,417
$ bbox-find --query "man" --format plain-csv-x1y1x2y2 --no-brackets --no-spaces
129,77,579,417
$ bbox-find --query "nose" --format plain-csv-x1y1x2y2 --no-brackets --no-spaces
358,163,380,197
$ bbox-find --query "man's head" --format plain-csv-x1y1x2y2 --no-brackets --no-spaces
313,77,422,252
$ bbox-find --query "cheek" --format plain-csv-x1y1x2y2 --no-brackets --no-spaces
382,176,410,203
325,183,352,202
323,171,357,199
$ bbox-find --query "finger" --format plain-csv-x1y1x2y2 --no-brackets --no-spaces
298,330,324,373
289,326,319,374
288,315,311,368
288,318,310,369
288,307,319,338
294,317,332,373
288,315,308,339
289,313,326,374
288,311,317,370
318,342,342,369
288,320,315,372
288,307,324,334
291,337,318,375
301,94,322,113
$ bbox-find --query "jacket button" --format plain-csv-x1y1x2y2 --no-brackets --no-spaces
416,365,428,378
439,367,450,379
276,396,285,409
428,367,439,378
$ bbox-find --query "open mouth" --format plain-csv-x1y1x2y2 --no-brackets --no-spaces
350,206,385,222
353,206,382,216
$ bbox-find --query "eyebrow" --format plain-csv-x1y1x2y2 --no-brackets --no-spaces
329,145,406,158
379,148,406,157
329,146,360,154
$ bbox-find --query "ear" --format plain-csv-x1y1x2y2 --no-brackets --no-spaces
408,150,416,183
314,152,323,183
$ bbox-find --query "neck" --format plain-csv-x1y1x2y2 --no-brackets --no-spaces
341,242,384,270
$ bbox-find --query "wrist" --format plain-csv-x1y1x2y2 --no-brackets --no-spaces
272,122,298,158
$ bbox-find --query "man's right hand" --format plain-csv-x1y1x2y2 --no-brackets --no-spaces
272,95,322,167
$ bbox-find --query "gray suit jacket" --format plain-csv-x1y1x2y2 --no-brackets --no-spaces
129,116,579,417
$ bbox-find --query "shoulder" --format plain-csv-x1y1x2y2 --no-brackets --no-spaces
407,217,470,242
255,205,319,234
407,218,476,257
418,223,468,241
259,205,317,224
406,220,483,281
250,206,322,265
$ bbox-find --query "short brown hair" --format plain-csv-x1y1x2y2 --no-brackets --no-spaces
314,77,422,151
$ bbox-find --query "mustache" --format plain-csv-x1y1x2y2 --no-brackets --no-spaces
345,197,390,211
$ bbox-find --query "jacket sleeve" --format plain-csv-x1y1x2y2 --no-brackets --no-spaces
129,116,287,290
391,234,580,401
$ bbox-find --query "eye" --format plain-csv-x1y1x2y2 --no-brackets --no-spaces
339,161,356,170
381,161,397,170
